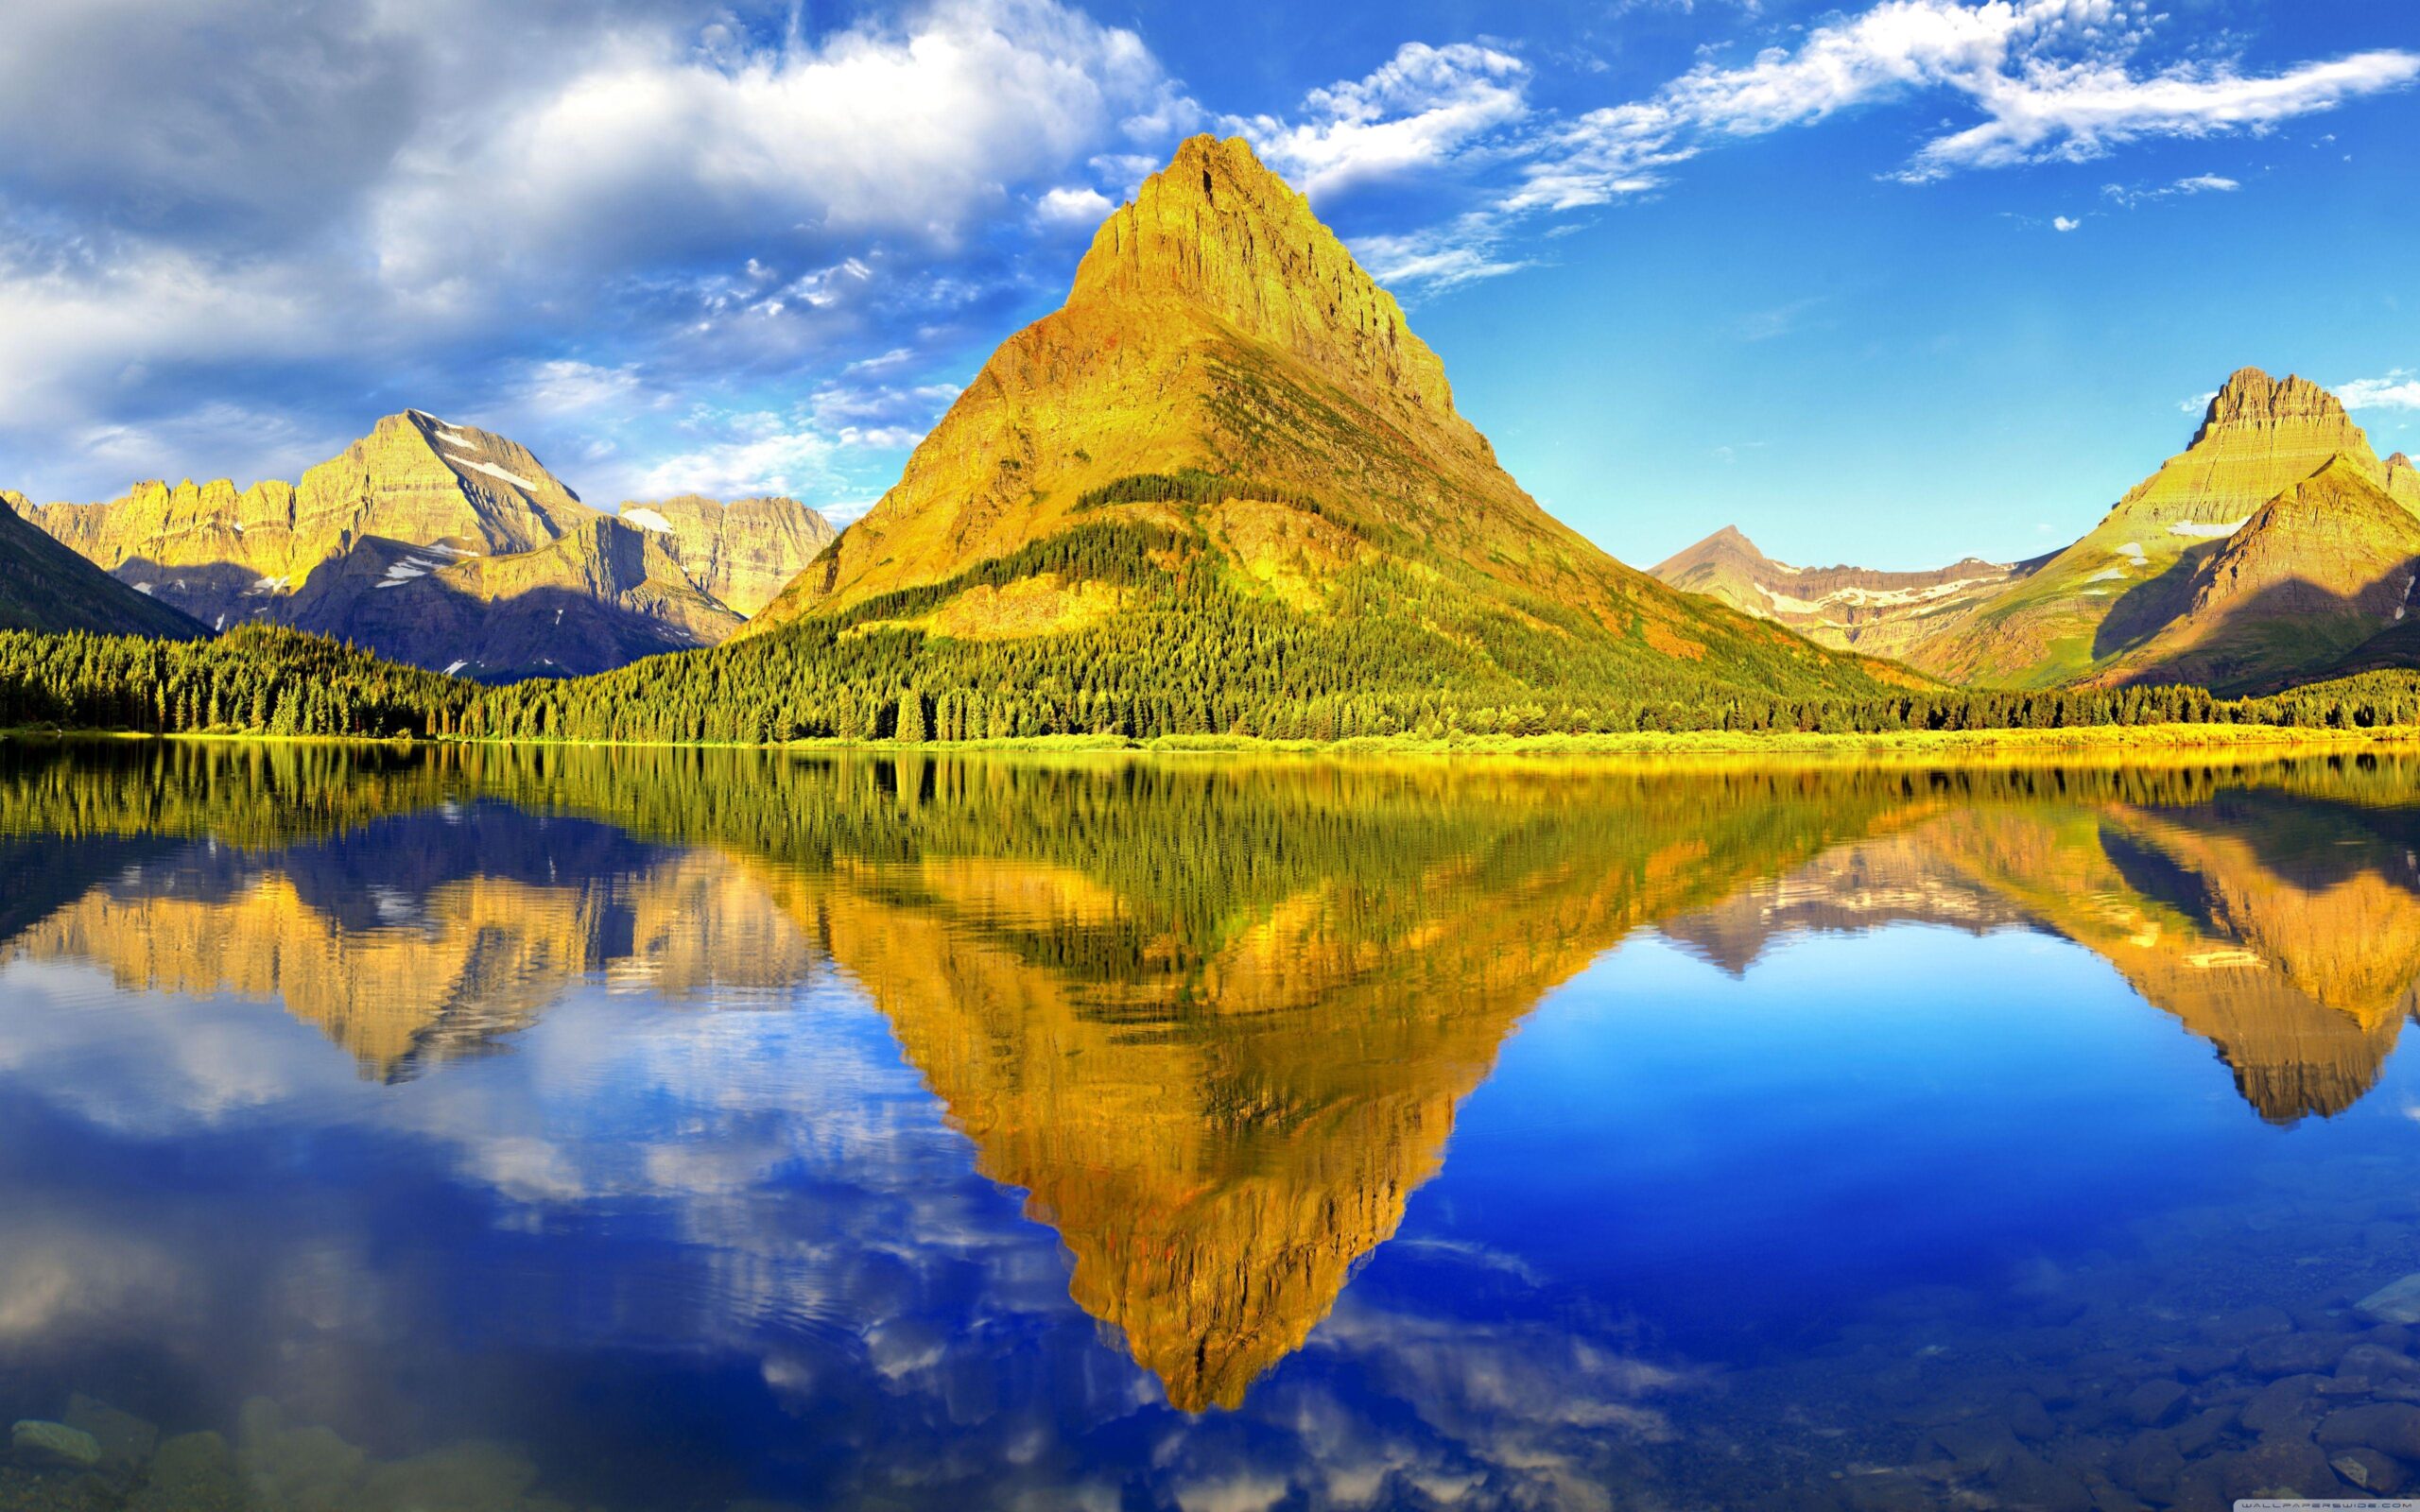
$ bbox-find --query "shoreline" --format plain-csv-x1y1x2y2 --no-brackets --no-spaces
8,721,2420,765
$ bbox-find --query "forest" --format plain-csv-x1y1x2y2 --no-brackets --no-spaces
5,614,2418,747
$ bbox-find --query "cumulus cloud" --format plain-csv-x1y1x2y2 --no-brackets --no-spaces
2339,369,2420,412
1035,185,1115,226
0,0,1172,506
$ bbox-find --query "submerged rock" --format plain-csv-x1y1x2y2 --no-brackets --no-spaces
2330,1445,2409,1494
237,1397,370,1511
2358,1273,2420,1325
9,1419,102,1469
63,1395,158,1475
2317,1400,2420,1458
128,1433,245,1512
358,1439,541,1512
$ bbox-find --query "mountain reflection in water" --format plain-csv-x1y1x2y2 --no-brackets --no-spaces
4,741,2420,1509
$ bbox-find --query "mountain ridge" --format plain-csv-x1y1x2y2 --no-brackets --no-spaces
14,417,836,678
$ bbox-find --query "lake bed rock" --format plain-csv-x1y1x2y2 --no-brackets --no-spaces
2329,1445,2409,1494
2121,1379,2188,1428
2359,1274,2420,1325
62,1395,157,1475
2316,1400,2420,1457
128,1432,245,1512
10,1420,102,1470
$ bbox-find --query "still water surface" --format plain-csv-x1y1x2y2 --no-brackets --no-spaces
4,743,2420,1510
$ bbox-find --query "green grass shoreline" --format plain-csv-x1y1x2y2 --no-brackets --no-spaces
10,720,2420,764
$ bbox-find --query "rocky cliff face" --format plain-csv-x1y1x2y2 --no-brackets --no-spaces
280,519,742,679
618,495,835,616
1651,524,2032,660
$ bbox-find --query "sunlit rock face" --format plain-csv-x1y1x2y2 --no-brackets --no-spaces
617,495,837,618
2094,457,2420,693
0,487,208,638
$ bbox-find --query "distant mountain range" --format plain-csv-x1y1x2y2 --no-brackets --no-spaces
1654,368,2420,695
3,412,834,678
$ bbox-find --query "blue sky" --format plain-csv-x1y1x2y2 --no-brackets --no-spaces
1,0,2413,570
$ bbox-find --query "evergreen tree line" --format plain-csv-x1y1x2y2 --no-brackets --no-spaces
0,624,470,738
6,562,2420,746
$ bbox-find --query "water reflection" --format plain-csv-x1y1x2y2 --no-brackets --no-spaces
3,743,2420,1508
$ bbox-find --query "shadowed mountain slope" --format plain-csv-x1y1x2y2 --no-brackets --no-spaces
1,490,210,640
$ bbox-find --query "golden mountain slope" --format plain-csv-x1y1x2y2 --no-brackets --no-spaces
744,135,1898,702
1909,368,2401,685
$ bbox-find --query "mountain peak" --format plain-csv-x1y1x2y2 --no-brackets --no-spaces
1067,134,1456,416
2191,367,2352,446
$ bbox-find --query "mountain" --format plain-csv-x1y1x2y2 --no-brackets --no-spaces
14,413,833,678
618,496,837,617
1,490,211,640
1910,368,2405,686
281,521,742,679
731,134,1901,720
1650,524,2036,661
2094,456,2420,693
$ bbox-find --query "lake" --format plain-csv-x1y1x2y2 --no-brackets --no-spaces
4,742,2420,1511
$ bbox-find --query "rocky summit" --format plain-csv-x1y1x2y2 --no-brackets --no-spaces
11,416,836,679
743,134,1897,709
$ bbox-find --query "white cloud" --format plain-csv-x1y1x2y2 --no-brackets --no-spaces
1350,215,1530,291
371,0,1167,291
2340,369,2420,412
1036,185,1115,226
2102,170,2244,206
637,414,844,501
519,360,643,416
2053,215,2081,232
0,0,1177,502
1236,2,2416,292
1232,42,1533,200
